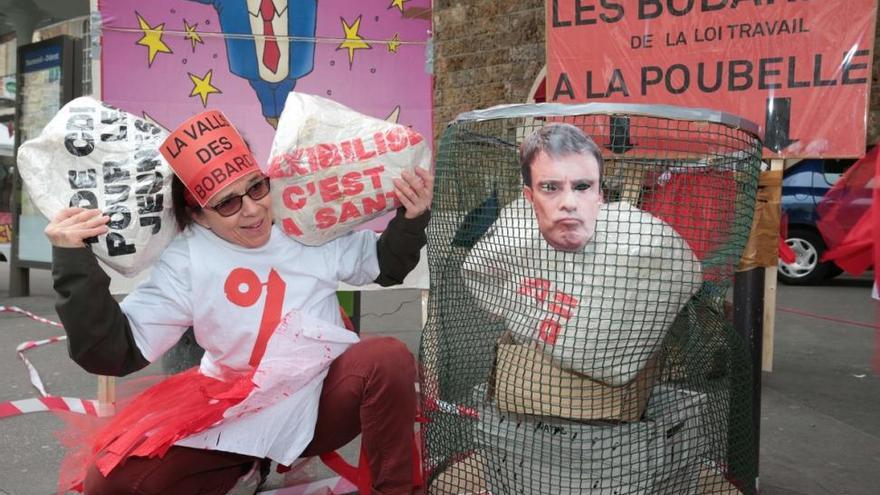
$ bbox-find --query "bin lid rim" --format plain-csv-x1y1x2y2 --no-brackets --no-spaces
452,102,761,138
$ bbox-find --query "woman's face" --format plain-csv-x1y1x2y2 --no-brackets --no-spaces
192,171,273,248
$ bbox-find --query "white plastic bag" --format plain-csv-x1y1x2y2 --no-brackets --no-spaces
462,200,703,385
18,97,176,276
265,93,431,245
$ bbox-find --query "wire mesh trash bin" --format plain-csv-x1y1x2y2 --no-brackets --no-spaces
420,103,762,495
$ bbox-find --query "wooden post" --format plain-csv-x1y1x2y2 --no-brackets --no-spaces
97,375,115,417
421,289,429,326
762,159,785,372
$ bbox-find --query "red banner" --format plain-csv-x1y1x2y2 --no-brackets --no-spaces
547,0,879,158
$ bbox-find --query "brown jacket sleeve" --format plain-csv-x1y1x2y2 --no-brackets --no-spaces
52,246,150,377
374,208,430,287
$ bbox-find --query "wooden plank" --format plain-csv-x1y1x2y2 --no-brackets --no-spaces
763,266,777,372
621,165,645,203
97,375,115,416
762,159,785,372
697,463,743,494
604,160,646,203
421,289,429,327
430,452,488,495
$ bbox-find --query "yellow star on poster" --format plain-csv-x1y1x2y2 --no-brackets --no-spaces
188,70,221,107
337,16,371,68
184,19,204,53
389,0,410,12
135,12,172,66
387,33,401,53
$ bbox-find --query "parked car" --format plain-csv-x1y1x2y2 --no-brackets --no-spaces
778,158,858,285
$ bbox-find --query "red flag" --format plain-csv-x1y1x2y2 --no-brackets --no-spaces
818,146,877,276
778,213,797,264
874,148,879,293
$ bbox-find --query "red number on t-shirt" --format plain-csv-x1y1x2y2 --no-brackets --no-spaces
224,267,287,367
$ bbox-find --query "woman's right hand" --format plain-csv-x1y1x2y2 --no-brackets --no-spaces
45,208,110,248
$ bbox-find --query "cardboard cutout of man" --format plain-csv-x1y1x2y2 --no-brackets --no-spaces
188,0,317,128
520,123,604,252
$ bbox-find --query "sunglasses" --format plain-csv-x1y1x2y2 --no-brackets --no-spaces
206,177,271,217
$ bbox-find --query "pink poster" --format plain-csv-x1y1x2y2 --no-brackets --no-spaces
99,0,432,168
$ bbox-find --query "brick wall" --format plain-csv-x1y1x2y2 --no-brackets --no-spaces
868,15,880,146
432,0,545,141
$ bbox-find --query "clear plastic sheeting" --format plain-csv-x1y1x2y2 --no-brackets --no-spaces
420,103,762,494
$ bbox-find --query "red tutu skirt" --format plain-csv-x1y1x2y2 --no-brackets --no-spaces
57,367,255,493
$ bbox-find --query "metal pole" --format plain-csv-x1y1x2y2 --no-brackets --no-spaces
8,17,36,297
733,267,765,494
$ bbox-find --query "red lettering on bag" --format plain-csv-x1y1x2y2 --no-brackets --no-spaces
547,292,579,319
318,176,342,202
374,131,388,154
385,127,408,152
518,278,551,303
406,127,424,146
362,166,385,189
538,319,562,345
317,143,342,169
267,150,309,178
273,125,424,176
518,278,579,343
339,200,362,223
282,185,307,211
340,141,356,162
362,192,387,215
281,217,303,236
353,138,376,160
385,191,401,209
342,172,365,196
315,207,337,229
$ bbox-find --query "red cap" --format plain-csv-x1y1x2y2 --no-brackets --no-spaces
160,110,257,207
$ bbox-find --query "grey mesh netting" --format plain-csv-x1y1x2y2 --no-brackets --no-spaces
419,103,762,495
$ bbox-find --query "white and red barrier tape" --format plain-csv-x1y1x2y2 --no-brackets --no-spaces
0,396,101,419
258,475,356,495
423,396,480,420
18,335,67,397
1,305,103,418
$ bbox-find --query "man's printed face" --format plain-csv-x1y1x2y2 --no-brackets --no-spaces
523,151,603,252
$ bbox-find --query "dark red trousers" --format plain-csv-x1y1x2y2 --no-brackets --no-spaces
83,337,417,495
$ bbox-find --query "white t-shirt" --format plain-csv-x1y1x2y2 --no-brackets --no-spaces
119,224,380,463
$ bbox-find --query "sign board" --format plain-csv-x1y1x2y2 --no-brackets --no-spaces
547,0,879,158
1,75,15,101
13,37,80,266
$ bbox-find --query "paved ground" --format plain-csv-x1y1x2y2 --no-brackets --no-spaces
0,261,877,494
759,276,879,495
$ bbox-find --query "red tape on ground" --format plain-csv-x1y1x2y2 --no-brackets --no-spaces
1,305,104,418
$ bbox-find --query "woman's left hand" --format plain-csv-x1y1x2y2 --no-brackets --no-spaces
393,167,434,219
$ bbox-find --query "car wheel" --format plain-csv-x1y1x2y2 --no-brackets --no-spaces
778,228,839,285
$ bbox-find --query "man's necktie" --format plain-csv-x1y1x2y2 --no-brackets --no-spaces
260,0,280,73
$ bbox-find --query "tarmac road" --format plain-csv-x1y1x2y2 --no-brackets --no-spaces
0,262,877,494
